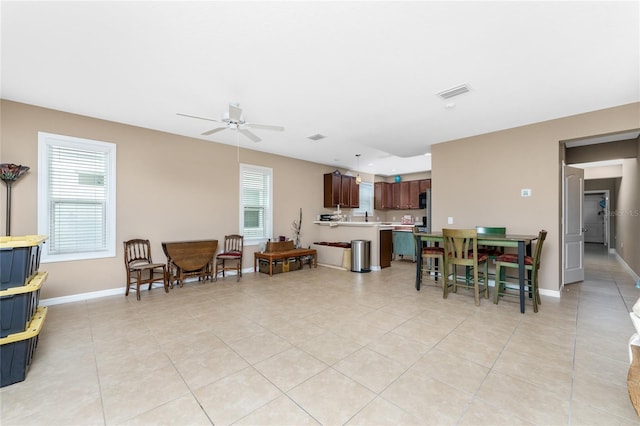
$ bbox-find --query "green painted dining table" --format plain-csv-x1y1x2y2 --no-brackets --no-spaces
413,231,538,313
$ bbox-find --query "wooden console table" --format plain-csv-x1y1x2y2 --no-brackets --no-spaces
254,248,318,276
162,239,218,287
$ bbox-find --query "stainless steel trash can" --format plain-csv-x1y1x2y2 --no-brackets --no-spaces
351,240,371,273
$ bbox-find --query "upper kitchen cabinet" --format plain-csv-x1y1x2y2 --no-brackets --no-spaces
392,181,410,209
374,182,392,210
375,178,431,210
324,172,359,208
407,180,421,209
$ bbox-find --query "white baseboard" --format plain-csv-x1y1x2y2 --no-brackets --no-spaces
614,250,640,282
425,275,562,298
40,270,248,306
317,263,381,272
40,287,125,306
317,263,348,271
488,278,560,298
539,288,561,298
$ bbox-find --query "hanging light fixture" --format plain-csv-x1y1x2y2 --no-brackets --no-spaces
355,154,362,185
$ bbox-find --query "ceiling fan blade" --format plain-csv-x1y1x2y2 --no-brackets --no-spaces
229,104,242,122
202,127,227,136
177,113,221,123
239,128,262,142
246,123,284,132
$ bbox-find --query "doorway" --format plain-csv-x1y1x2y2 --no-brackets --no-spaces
584,190,609,246
561,129,639,287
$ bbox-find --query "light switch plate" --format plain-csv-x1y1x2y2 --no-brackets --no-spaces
447,217,454,224
521,189,532,197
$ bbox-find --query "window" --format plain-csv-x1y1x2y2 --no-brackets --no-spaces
354,181,373,217
239,163,272,243
38,132,116,262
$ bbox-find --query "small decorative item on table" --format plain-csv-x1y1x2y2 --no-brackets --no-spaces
291,207,302,249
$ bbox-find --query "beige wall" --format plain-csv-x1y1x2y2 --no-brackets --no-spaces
584,165,622,179
614,138,640,275
0,101,343,298
566,138,638,164
431,103,640,293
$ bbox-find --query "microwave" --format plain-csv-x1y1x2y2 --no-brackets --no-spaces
419,192,427,209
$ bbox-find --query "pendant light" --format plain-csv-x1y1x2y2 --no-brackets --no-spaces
355,154,362,185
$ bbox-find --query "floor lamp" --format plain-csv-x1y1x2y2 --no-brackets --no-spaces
1,163,30,236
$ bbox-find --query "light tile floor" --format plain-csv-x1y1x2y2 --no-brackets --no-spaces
2,244,639,425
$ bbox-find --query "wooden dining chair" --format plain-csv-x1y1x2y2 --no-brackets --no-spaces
493,230,547,312
442,228,489,306
213,234,244,282
464,226,507,284
124,239,168,300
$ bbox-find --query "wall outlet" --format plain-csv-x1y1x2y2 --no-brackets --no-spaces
448,217,454,224
521,189,532,197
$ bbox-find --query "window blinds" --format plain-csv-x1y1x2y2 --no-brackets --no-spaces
240,165,271,240
47,145,109,255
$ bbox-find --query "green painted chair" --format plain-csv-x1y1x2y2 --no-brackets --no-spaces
442,228,489,306
464,226,506,284
493,230,547,312
475,226,506,259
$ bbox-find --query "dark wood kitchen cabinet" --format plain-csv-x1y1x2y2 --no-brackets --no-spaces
379,229,392,268
374,182,392,210
407,180,421,209
324,172,359,208
419,179,431,192
392,181,409,209
375,178,431,210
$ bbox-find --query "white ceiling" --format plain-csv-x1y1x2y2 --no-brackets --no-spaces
2,1,639,176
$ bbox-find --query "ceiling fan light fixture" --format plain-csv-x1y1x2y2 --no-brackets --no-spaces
178,103,283,142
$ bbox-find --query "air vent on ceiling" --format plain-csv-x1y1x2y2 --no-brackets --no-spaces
307,134,326,141
437,84,471,99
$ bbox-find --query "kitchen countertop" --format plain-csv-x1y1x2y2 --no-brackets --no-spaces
313,221,415,231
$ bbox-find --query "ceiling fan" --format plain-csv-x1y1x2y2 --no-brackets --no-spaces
177,103,284,142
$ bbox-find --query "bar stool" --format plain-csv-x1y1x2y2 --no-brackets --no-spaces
442,228,489,306
494,230,547,312
421,246,445,285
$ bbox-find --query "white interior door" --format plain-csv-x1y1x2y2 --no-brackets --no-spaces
563,165,585,284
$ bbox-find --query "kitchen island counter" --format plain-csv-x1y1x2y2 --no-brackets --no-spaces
313,221,401,229
313,221,409,270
